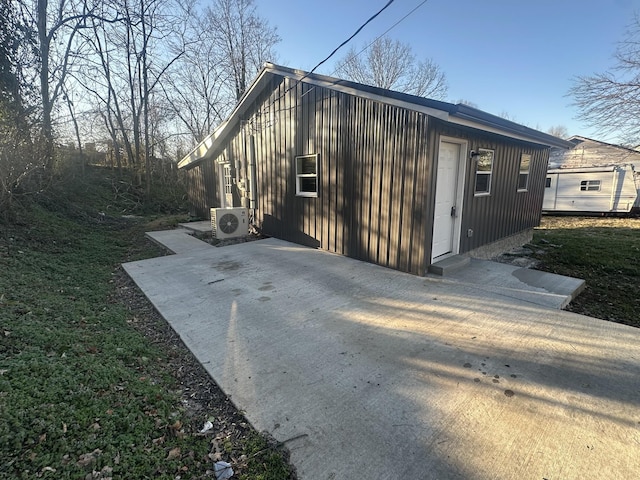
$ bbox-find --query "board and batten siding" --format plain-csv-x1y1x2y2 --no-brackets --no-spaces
206,76,552,274
428,120,549,253
218,77,432,275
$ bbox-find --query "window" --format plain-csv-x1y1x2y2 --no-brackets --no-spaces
518,153,531,191
296,154,318,197
474,149,494,195
580,180,601,191
223,164,233,194
545,177,552,188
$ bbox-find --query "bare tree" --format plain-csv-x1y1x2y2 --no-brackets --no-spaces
207,0,280,101
334,37,448,99
499,111,518,122
34,0,102,169
74,0,192,191
161,22,228,144
456,99,479,108
0,0,41,217
570,15,640,144
163,0,279,146
547,125,569,139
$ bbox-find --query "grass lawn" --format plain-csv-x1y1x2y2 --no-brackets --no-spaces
531,215,640,328
0,169,294,479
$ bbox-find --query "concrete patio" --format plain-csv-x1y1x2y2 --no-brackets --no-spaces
123,230,640,480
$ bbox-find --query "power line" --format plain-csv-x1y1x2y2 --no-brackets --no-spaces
251,0,396,125
248,0,432,132
307,0,395,76
334,0,430,72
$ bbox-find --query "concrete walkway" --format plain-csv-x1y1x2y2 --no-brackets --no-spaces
123,235,640,480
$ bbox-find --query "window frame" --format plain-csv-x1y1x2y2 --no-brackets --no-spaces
295,153,319,197
223,164,233,194
517,153,531,192
580,179,601,192
474,148,494,196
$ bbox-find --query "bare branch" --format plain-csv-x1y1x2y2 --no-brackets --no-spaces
570,15,640,144
334,36,448,100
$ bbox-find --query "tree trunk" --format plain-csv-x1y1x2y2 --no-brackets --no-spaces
37,0,54,171
141,0,151,195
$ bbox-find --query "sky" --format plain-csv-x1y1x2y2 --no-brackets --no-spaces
254,0,639,143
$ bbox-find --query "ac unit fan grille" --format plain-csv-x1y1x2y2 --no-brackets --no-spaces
218,213,239,234
210,207,248,239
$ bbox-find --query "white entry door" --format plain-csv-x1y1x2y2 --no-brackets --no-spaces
432,140,464,260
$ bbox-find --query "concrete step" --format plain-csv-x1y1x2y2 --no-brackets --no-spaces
428,255,470,276
145,229,213,255
178,221,212,233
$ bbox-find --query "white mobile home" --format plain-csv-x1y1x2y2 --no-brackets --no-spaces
543,165,638,214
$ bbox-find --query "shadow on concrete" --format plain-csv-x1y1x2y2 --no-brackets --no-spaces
123,237,640,480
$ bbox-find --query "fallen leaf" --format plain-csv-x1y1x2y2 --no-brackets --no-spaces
209,451,223,462
77,449,102,467
166,447,181,460
152,435,165,445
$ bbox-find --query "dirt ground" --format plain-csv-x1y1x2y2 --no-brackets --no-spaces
537,214,640,230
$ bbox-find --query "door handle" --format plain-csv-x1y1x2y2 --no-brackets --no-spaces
451,206,456,217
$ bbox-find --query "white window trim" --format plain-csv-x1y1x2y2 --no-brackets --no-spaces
517,153,531,192
223,164,233,195
580,179,601,192
295,153,319,197
474,148,494,196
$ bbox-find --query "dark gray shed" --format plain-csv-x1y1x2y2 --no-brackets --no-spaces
179,63,571,275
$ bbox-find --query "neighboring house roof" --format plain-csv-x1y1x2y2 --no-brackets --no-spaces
550,135,640,169
179,63,572,169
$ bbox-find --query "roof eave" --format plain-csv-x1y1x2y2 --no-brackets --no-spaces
178,63,573,169
451,106,573,149
178,66,276,169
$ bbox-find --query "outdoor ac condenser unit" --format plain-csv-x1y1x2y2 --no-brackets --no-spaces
210,207,249,239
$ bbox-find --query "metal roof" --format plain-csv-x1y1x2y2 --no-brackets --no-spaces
179,63,573,169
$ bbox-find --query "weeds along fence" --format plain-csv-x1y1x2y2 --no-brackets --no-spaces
0,122,49,222
61,147,190,215
2,142,189,222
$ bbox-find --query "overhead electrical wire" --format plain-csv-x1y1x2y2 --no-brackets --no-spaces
250,0,431,129
333,0,430,73
307,0,395,76
251,0,396,124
